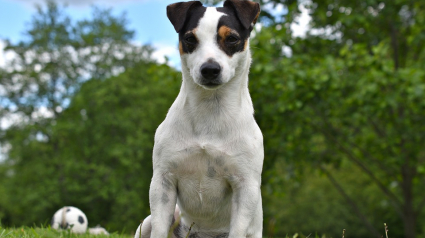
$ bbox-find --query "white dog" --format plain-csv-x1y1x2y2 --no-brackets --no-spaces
135,1,263,237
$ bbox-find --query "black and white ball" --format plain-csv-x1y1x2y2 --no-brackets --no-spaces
51,206,88,233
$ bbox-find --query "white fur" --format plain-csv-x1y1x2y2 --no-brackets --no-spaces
136,6,264,238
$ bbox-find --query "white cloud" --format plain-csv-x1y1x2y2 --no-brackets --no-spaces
0,106,54,131
13,0,154,8
257,1,311,38
291,3,312,38
0,106,53,162
0,112,26,130
0,40,19,70
290,1,342,40
282,45,293,57
262,2,286,17
0,40,6,68
152,42,180,68
0,142,11,163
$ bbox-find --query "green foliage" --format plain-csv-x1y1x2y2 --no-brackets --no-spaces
0,0,176,233
0,0,152,123
0,61,180,231
265,161,404,237
249,0,425,237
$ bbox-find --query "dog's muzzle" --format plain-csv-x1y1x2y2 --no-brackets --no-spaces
200,61,222,87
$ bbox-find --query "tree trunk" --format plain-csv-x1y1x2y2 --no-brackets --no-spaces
321,166,381,237
401,163,416,238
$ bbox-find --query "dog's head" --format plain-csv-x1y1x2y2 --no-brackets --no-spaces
167,0,260,90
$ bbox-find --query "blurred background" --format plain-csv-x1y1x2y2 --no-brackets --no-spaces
0,0,424,237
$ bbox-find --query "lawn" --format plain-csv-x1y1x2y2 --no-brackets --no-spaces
0,226,133,238
0,226,329,238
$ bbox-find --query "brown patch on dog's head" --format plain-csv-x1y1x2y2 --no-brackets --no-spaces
216,0,260,57
168,1,260,56
167,1,206,55
218,25,235,47
252,8,260,25
179,41,184,55
217,25,242,56
218,25,232,40
180,29,199,54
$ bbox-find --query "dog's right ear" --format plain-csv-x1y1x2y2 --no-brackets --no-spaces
167,1,203,33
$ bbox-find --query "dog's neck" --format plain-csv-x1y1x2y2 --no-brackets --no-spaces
172,56,254,136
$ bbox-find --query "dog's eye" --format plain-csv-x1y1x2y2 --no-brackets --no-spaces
225,35,239,45
185,36,198,45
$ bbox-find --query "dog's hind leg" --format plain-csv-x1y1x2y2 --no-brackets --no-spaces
134,215,152,238
134,205,181,238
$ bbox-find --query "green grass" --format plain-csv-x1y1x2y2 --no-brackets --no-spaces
0,226,133,238
0,226,330,238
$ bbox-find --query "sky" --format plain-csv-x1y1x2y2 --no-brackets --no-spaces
0,0,310,68
0,0,310,160
0,0,183,67
0,0,309,125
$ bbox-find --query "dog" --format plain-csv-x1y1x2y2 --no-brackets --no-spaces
135,1,263,237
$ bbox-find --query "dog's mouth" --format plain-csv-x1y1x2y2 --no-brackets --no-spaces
199,80,223,89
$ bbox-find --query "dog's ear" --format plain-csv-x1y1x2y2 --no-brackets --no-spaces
167,1,203,33
223,0,261,30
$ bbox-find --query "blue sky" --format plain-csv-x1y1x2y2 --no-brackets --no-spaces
0,0,309,68
0,0,192,132
0,0,310,146
0,0,186,66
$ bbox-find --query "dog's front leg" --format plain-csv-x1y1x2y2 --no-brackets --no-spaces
228,176,262,238
149,170,177,238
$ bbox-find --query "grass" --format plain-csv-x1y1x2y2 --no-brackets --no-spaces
0,227,323,238
0,226,133,238
0,226,318,238
0,225,391,238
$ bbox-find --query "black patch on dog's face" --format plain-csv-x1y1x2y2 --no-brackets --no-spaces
178,6,206,54
216,6,253,57
174,1,258,57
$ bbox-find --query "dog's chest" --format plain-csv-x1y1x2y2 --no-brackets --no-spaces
177,142,233,190
153,90,263,226
161,139,239,223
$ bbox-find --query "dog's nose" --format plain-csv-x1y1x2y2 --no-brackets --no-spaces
200,62,221,80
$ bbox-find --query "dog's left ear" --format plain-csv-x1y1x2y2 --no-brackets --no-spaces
167,1,203,33
224,0,261,30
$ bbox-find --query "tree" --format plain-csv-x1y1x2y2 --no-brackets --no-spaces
0,0,158,230
248,0,425,237
51,61,180,231
1,0,424,236
0,60,180,230
0,0,152,124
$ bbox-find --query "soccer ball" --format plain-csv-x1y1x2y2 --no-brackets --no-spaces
51,206,88,233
